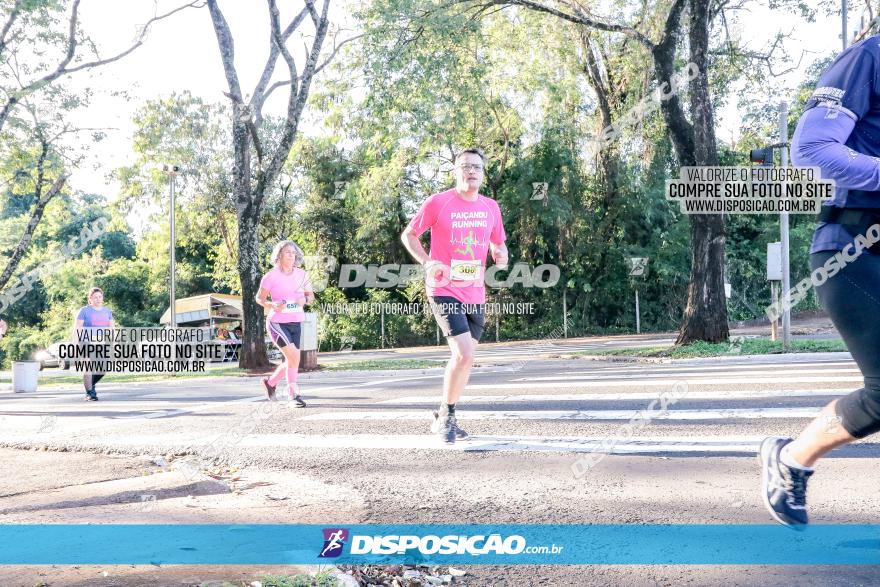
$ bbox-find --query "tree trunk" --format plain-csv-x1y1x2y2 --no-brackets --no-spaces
207,0,333,368
237,204,271,370
649,0,728,344
579,30,624,305
677,214,728,342
232,99,270,369
675,0,728,344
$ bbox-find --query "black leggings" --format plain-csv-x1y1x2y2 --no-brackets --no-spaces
84,373,104,392
812,250,880,438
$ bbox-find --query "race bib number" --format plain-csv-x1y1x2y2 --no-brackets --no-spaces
281,301,301,313
450,259,480,281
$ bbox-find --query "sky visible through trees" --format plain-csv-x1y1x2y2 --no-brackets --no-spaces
0,0,862,364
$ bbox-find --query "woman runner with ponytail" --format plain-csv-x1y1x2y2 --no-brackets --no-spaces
255,240,314,406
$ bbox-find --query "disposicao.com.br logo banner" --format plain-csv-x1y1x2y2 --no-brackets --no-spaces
342,530,562,558
2,524,880,565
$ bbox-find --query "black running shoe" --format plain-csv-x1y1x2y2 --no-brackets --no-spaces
292,395,306,408
449,413,468,439
431,411,456,444
759,437,813,527
85,390,98,401
261,377,277,401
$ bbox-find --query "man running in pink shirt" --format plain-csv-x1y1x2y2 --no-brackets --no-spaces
401,148,508,443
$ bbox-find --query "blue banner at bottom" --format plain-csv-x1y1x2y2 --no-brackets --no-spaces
1,524,879,565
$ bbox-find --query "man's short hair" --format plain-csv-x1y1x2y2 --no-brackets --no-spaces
89,287,103,297
455,148,487,166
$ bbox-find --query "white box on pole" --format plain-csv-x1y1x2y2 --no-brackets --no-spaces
767,242,782,281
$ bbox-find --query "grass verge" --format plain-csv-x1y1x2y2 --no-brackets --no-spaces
579,338,847,359
258,571,339,586
319,358,443,371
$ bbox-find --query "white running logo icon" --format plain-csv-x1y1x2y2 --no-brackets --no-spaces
321,530,345,556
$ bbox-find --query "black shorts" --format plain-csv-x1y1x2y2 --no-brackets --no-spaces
266,320,302,349
429,296,485,341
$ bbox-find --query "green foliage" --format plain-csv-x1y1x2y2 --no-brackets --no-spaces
0,324,51,363
587,337,847,358
0,0,833,354
259,572,338,587
322,358,441,370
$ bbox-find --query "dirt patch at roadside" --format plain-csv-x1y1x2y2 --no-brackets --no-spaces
0,447,366,586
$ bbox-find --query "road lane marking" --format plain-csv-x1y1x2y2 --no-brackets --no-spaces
11,431,865,455
379,388,851,404
467,376,863,389
299,407,823,421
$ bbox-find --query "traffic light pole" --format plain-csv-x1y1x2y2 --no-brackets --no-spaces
778,102,791,351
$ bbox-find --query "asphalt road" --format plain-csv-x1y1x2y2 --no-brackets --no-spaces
1,345,877,586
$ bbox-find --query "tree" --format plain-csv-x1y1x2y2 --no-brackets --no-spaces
0,0,201,133
0,119,68,291
0,0,201,296
449,0,726,342
205,0,357,369
115,92,237,295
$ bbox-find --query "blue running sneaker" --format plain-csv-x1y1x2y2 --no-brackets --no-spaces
431,411,456,444
759,437,813,527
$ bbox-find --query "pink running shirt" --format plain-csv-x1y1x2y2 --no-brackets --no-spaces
407,188,507,304
258,267,313,323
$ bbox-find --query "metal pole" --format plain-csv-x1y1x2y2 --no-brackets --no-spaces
770,282,779,341
843,0,848,51
169,171,177,330
779,102,791,351
562,288,568,338
635,288,641,334
380,305,385,349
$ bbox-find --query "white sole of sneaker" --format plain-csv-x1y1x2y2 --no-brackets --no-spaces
430,411,442,434
759,437,794,527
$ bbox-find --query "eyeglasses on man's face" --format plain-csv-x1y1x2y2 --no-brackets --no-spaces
456,163,484,172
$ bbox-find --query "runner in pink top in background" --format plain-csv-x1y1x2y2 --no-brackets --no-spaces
255,240,314,407
259,266,311,323
402,148,509,444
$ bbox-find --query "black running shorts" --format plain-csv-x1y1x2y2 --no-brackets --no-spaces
266,320,302,350
428,296,485,341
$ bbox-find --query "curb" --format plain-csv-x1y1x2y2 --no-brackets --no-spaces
574,350,852,365
302,363,504,378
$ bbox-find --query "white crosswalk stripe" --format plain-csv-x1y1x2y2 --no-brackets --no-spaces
291,358,866,455
1,430,769,454
515,368,860,381
563,362,856,375
1,358,871,457
466,375,862,389
379,388,851,404
299,407,823,421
